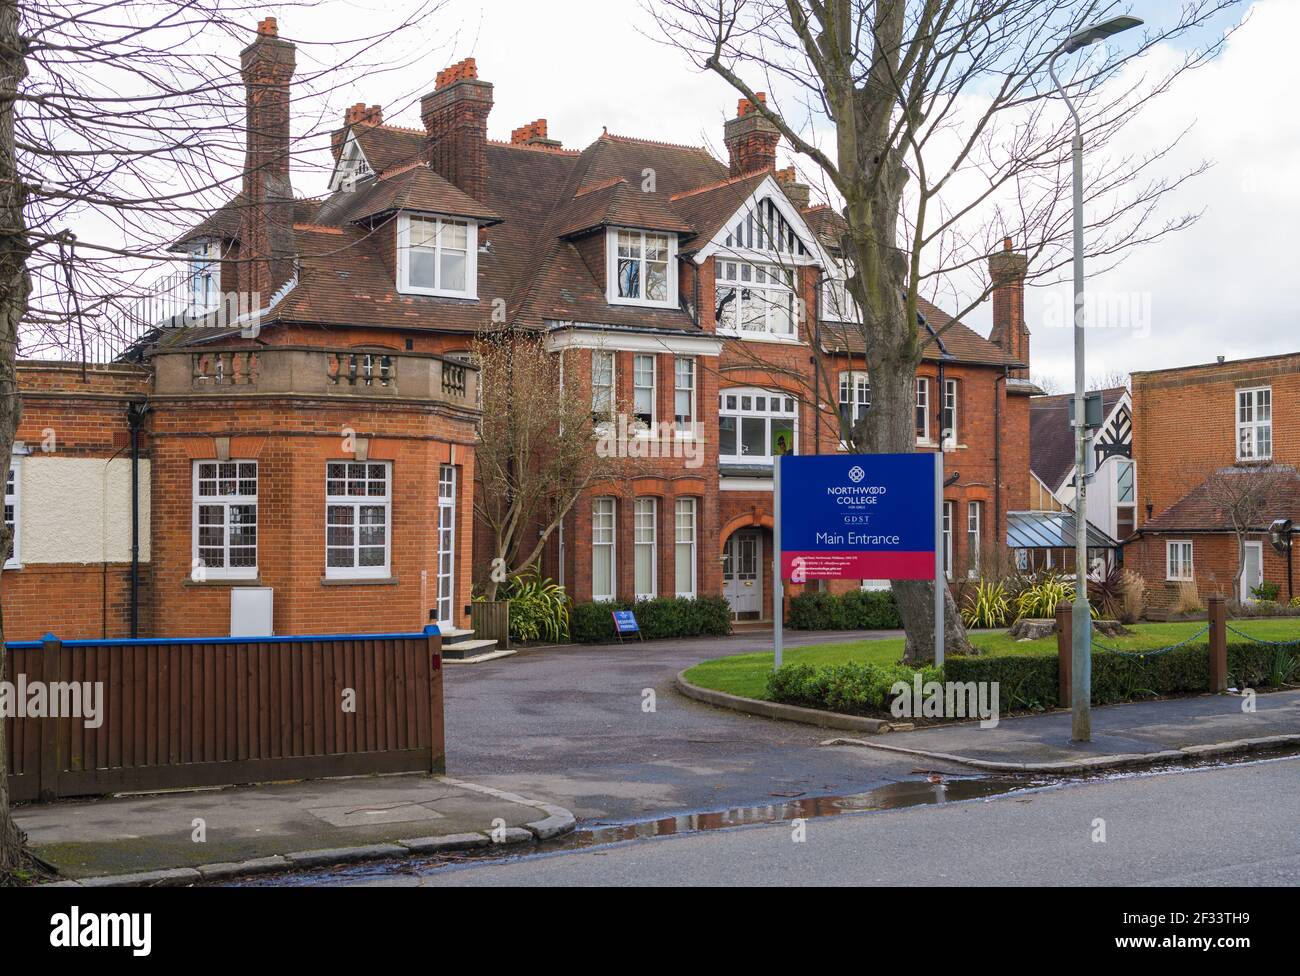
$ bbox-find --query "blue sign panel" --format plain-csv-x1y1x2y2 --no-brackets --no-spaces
779,453,937,582
611,610,640,635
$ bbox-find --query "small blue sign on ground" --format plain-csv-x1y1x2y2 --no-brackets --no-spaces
778,453,937,582
611,610,642,641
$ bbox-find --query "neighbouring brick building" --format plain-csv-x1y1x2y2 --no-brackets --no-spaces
5,18,1039,636
1127,351,1300,615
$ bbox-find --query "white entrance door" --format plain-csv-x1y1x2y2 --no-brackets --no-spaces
723,530,762,619
1241,541,1264,603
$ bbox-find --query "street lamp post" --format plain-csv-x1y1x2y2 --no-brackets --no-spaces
1048,15,1143,743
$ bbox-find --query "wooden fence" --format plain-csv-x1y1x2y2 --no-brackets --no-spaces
4,627,444,802
470,600,510,650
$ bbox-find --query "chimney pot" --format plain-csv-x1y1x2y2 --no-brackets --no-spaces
257,17,277,36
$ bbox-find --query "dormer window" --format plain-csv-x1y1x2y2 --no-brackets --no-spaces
607,228,676,308
397,213,477,299
187,240,221,315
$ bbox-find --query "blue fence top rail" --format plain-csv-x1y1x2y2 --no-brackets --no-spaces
4,624,440,651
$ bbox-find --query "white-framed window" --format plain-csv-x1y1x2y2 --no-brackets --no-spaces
325,461,392,579
674,357,695,435
592,350,615,425
942,500,954,580
634,497,657,600
714,260,797,338
719,388,798,465
193,460,258,580
916,378,930,442
1116,458,1136,539
675,498,696,598
838,371,870,442
943,378,959,447
396,213,477,299
633,354,656,433
1166,540,1194,582
4,460,20,569
592,497,616,601
436,465,456,625
1236,387,1272,461
609,228,675,307
967,501,982,578
822,276,859,323
188,240,221,314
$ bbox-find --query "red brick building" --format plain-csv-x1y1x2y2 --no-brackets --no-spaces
6,19,1037,635
1127,352,1300,614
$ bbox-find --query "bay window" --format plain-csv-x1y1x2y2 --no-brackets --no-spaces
719,388,798,465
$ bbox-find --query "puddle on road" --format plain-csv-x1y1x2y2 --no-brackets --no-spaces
224,747,1300,886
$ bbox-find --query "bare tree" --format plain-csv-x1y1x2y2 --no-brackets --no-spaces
650,0,1238,660
473,332,627,600
1200,465,1292,603
0,0,448,880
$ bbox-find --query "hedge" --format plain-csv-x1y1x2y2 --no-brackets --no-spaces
767,661,941,716
944,641,1297,711
569,596,732,643
786,589,902,630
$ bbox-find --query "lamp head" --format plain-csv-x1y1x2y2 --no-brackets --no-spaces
1063,15,1144,53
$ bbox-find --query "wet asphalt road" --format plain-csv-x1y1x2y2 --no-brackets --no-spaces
442,629,922,821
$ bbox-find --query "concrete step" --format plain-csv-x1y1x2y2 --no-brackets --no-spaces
438,627,477,643
441,638,501,660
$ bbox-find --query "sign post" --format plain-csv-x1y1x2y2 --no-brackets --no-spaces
774,453,942,671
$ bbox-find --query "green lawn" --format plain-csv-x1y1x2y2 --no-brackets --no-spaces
683,618,1300,701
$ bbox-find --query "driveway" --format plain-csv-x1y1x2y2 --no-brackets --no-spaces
443,629,922,821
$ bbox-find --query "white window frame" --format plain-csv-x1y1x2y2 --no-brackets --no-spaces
192,460,259,581
821,275,859,323
4,459,20,570
966,501,982,578
607,228,676,308
634,497,657,600
188,240,222,315
632,353,656,435
396,212,478,299
943,378,959,448
675,498,697,598
838,370,870,444
591,349,615,431
942,500,954,580
1236,386,1272,461
718,387,799,465
1166,539,1194,582
916,378,930,443
714,259,798,340
436,465,457,625
592,496,617,601
325,461,392,580
674,357,696,437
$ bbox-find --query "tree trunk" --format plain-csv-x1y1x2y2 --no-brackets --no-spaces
0,0,32,876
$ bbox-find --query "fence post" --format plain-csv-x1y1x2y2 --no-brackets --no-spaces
1055,602,1073,708
1208,594,1227,693
425,625,445,773
38,633,63,802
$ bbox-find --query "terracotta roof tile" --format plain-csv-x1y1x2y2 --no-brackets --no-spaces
1143,466,1300,533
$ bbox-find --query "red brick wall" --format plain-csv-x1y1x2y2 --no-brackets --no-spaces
1127,532,1295,616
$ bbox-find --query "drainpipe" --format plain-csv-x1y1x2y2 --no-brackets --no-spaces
994,368,1006,562
127,402,149,638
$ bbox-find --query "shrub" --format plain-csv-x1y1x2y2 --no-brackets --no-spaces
1172,579,1203,615
569,596,731,643
1091,567,1145,623
497,573,569,643
1250,581,1282,603
786,589,902,630
961,580,1011,629
1291,596,1300,610
767,660,941,716
1014,573,1097,621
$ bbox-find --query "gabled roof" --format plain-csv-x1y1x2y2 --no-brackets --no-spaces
556,177,694,238
670,171,772,252
1141,466,1300,534
820,294,1023,368
1030,387,1128,493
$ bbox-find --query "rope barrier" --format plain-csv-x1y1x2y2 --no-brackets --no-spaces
1225,623,1300,648
1092,625,1210,658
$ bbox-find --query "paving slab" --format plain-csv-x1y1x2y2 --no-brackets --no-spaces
825,689,1300,770
17,773,572,882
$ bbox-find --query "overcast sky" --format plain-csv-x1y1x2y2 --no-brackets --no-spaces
200,1,1300,388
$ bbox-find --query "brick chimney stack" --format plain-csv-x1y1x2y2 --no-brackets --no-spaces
344,103,384,127
989,237,1029,377
421,58,494,201
240,17,297,302
775,166,810,210
724,93,780,176
510,119,562,150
